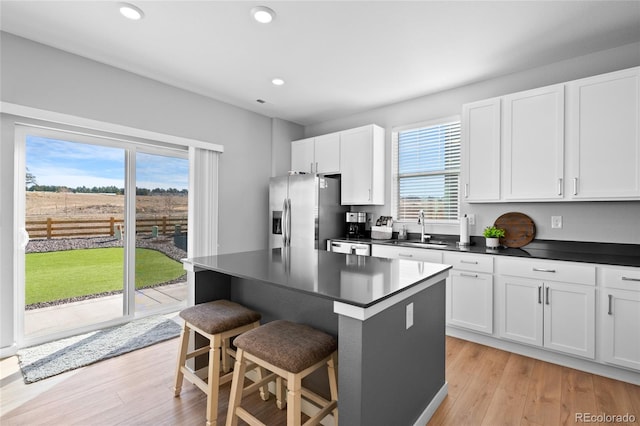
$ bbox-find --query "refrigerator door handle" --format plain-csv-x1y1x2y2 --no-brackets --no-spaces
286,198,292,246
282,198,288,246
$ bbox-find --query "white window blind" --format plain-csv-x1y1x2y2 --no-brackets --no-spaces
392,118,461,222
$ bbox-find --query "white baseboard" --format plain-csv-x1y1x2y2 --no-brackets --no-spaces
413,382,448,426
0,343,18,359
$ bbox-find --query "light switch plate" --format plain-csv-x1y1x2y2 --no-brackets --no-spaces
406,303,414,329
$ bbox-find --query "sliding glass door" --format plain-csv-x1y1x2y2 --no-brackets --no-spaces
134,151,189,316
23,133,127,339
18,125,188,344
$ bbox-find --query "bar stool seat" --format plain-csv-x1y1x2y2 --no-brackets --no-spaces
174,300,262,426
226,320,338,426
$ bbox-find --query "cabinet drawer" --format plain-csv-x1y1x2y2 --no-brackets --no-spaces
371,244,443,263
499,257,595,286
601,266,640,291
444,252,493,273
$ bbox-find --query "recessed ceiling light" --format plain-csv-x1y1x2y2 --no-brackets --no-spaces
251,6,275,24
272,78,285,86
119,3,144,20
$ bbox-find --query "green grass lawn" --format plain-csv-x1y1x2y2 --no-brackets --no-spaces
26,247,185,305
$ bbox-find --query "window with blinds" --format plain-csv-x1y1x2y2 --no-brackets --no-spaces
392,118,461,222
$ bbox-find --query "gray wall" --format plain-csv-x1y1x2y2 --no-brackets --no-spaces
0,32,290,350
271,117,304,177
305,42,640,244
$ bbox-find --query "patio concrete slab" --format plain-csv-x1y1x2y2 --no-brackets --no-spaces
24,282,187,338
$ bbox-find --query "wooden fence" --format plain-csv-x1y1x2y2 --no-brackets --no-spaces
26,216,188,239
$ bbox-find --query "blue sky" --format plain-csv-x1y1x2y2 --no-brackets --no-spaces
26,136,188,190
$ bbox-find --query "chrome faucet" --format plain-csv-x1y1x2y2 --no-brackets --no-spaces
418,209,431,243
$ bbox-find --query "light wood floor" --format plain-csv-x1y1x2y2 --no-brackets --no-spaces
1,336,638,425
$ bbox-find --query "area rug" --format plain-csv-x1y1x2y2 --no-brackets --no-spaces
17,315,181,384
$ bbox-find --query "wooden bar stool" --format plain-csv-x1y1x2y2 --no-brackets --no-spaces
173,300,263,426
226,320,338,426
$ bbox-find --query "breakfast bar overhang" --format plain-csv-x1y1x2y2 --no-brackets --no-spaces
183,248,451,426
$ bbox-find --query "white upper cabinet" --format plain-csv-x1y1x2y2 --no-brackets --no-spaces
462,98,501,201
291,137,315,173
462,66,639,202
502,84,565,201
291,132,340,174
340,125,385,205
313,133,341,174
566,67,640,200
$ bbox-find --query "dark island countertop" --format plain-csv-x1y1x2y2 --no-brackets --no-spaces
333,235,640,268
184,247,451,308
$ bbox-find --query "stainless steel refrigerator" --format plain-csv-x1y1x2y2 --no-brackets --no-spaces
269,174,347,250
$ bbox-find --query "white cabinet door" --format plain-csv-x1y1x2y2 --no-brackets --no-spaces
498,257,595,359
448,270,493,334
543,282,595,359
503,84,565,200
601,288,640,371
314,133,340,174
498,275,543,347
291,138,315,173
566,67,640,199
340,125,385,205
462,98,501,201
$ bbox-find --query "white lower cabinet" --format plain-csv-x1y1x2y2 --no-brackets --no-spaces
444,252,493,334
497,258,596,359
600,267,640,371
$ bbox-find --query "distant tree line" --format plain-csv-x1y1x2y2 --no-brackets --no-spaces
27,185,187,196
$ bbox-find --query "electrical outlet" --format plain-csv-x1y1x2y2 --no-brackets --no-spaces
467,214,475,225
551,216,563,229
406,303,414,329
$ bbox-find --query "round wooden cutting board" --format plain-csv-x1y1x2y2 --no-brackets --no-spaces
494,212,536,248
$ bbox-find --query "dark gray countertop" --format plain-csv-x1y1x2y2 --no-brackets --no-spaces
184,248,451,308
332,235,640,267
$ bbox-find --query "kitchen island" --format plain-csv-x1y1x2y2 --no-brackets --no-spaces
183,248,451,426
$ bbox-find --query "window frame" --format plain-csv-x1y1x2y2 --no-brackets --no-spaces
391,115,462,224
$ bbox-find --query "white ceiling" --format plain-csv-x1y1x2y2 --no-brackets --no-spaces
1,1,640,126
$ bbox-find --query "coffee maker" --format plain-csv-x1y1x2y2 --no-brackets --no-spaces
346,212,368,238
